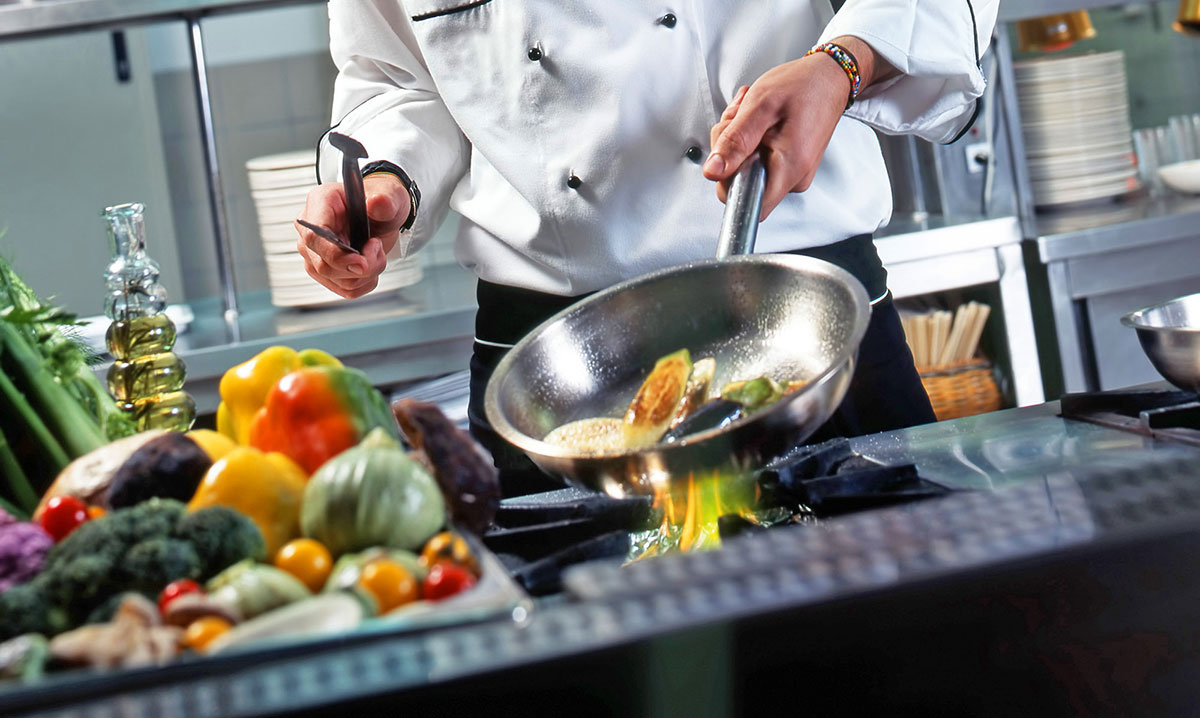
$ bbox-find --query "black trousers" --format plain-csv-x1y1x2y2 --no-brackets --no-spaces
468,234,936,496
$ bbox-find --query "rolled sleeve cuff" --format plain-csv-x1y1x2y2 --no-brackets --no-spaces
819,1,994,143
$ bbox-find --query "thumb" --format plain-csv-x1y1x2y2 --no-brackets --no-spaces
703,94,774,181
362,173,409,225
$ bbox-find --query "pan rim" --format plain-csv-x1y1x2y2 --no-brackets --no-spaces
483,253,872,463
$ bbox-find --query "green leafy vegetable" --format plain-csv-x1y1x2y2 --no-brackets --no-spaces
0,250,135,513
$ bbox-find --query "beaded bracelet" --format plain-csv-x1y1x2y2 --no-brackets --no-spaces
805,42,861,110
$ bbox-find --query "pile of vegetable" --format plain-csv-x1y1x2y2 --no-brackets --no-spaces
0,253,136,519
0,331,501,680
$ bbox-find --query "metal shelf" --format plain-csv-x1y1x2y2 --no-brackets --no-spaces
998,0,1156,23
1033,192,1200,263
0,0,323,41
94,263,479,415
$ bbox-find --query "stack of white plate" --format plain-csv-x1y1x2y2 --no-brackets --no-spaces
1014,50,1139,208
247,150,422,308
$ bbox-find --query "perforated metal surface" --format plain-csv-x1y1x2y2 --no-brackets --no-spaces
10,449,1200,717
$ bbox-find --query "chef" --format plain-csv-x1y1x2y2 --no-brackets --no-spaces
297,0,1000,494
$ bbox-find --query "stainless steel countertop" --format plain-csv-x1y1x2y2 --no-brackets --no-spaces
852,390,1200,491
154,215,1022,416
103,215,1027,415
875,214,1020,265
100,262,478,414
1032,192,1200,263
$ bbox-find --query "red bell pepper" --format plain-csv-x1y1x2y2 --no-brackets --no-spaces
248,365,400,474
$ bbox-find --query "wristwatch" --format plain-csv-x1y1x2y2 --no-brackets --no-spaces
361,160,421,232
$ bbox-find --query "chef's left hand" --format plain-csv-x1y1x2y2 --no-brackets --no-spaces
703,35,893,220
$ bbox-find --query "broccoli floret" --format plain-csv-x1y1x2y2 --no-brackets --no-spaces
6,498,260,641
122,538,202,595
0,582,69,640
36,554,121,623
173,506,266,579
45,498,186,571
116,498,188,541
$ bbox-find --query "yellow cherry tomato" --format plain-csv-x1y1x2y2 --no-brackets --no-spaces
358,559,419,613
274,538,333,592
419,532,479,576
183,616,232,653
86,505,107,520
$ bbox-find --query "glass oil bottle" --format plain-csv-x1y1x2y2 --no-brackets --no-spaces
102,202,195,431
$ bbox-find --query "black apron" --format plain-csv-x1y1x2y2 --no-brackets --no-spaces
468,234,936,496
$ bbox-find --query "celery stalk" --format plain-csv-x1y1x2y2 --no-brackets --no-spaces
0,252,134,441
0,428,38,517
0,320,105,460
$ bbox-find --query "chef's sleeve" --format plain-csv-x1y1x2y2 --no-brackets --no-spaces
317,1,469,257
818,0,1000,144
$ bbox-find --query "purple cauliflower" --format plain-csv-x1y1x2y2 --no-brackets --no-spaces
0,508,53,593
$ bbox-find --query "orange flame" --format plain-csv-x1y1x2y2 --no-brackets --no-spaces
627,469,752,562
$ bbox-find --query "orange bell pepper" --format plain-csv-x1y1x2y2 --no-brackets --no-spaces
247,365,400,474
216,346,342,445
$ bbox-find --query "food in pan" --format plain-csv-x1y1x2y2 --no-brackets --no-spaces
622,349,695,449
543,417,626,454
544,349,807,455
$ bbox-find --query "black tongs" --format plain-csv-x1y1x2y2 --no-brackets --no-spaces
297,131,370,255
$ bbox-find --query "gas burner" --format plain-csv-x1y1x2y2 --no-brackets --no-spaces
761,438,952,516
483,439,952,595
1060,388,1200,446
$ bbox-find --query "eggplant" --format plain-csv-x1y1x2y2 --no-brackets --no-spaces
623,348,693,448
661,399,744,443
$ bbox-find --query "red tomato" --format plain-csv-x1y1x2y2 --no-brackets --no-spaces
40,496,90,542
158,578,203,615
422,563,477,601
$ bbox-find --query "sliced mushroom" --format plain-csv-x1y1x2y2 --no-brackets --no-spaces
49,594,182,670
162,592,242,628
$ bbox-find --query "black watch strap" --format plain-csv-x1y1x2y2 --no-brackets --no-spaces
361,160,421,232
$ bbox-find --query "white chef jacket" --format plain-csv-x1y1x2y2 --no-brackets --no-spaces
318,0,999,296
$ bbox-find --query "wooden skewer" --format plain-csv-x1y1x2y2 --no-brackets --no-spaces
939,303,970,367
930,310,950,369
913,313,928,368
962,303,991,361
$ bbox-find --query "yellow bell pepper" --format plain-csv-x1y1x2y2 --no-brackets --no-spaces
216,346,341,444
186,429,238,463
187,447,309,556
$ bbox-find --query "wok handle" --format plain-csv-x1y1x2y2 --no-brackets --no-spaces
714,152,766,259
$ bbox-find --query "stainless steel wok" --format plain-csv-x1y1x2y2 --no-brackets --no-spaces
484,157,871,498
1122,292,1200,392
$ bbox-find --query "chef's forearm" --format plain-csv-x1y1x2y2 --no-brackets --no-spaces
826,35,900,94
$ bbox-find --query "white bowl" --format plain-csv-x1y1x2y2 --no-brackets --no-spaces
1158,160,1200,194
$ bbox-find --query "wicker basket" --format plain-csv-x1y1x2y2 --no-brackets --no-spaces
918,359,1004,421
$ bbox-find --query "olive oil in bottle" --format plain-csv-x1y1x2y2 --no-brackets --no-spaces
102,203,195,432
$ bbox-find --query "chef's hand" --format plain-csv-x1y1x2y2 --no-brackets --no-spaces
703,36,895,220
295,173,411,299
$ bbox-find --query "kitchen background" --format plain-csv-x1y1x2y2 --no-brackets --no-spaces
0,0,1198,414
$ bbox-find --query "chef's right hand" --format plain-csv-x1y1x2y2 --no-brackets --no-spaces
295,173,411,299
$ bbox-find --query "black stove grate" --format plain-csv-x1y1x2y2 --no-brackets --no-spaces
484,439,952,595
1060,388,1200,446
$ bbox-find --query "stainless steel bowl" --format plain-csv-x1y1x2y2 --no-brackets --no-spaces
483,254,870,498
1121,292,1200,392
